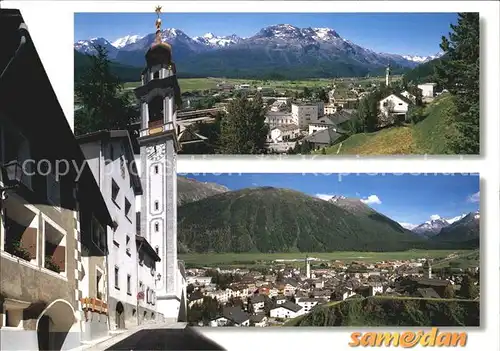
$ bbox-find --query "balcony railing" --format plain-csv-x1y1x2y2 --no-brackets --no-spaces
80,297,108,316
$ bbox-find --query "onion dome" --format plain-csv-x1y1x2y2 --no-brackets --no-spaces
145,6,173,68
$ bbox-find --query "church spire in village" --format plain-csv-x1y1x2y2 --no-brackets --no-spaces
154,6,163,45
385,64,391,87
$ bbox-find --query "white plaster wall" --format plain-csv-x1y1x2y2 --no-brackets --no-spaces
102,139,138,309
292,104,319,128
418,84,435,98
79,141,102,187
379,95,409,116
80,139,139,309
270,307,300,319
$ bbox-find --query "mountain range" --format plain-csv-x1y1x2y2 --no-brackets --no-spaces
74,24,443,79
176,178,479,253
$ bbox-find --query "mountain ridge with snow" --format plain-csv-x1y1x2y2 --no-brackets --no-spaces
75,23,440,78
75,24,434,63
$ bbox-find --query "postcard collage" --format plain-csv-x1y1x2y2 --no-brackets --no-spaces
0,1,498,350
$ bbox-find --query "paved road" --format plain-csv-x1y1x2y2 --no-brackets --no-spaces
105,327,225,350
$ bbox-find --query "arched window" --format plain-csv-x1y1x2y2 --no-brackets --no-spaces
154,222,159,232
148,96,164,123
154,201,159,211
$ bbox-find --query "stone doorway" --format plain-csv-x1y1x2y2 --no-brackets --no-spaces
115,302,125,329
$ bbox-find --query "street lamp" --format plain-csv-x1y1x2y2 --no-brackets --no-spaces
0,160,23,199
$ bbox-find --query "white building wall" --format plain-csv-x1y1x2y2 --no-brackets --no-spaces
270,307,302,319
103,139,138,309
270,129,283,143
137,254,159,320
80,138,140,329
291,104,319,129
324,105,337,115
270,128,300,142
417,84,436,98
296,300,318,313
379,95,409,116
186,276,212,286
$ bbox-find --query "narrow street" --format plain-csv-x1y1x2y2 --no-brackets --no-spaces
104,327,225,350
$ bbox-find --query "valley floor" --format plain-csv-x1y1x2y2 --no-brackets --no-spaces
180,249,474,267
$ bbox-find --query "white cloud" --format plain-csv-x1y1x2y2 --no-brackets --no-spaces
400,222,417,230
316,194,334,201
360,195,381,205
467,191,480,203
430,214,441,221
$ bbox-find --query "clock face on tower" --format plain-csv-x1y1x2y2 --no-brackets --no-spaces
146,144,166,162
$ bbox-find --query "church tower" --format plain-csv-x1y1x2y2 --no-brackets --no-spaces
423,259,432,279
305,256,311,279
385,65,391,86
134,7,184,322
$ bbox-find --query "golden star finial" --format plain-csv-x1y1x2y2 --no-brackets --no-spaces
154,6,163,44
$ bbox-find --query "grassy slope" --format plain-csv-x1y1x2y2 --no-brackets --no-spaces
412,94,457,154
292,296,479,327
322,94,455,155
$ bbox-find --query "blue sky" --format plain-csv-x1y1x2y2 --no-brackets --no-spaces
180,173,480,227
74,12,458,56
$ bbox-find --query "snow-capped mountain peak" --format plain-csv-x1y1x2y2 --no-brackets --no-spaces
312,27,341,40
403,51,445,63
163,28,185,37
413,217,450,236
74,37,119,58
447,213,467,224
193,32,242,47
112,34,144,49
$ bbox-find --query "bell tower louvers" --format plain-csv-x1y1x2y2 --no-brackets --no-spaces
134,7,183,322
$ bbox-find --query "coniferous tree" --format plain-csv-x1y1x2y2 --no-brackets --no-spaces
459,273,479,299
435,13,479,154
443,284,455,299
75,45,136,135
217,93,268,154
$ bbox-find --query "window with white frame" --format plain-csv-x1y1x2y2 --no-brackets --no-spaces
127,274,132,295
114,266,119,289
43,217,66,275
125,198,131,219
111,179,120,206
91,216,106,254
